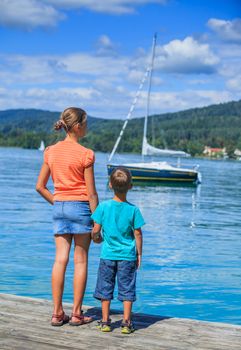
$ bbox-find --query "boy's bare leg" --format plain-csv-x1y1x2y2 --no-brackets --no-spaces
101,300,111,322
123,301,132,322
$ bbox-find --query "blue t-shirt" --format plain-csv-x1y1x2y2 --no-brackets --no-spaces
91,199,145,261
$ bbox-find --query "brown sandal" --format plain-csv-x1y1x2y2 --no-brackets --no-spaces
51,312,69,326
69,311,93,326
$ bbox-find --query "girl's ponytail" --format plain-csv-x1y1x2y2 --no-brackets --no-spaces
54,119,68,131
54,107,86,132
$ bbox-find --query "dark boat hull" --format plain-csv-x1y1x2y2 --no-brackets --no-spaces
107,164,200,185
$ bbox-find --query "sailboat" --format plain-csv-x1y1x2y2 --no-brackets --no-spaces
38,140,45,151
107,34,201,185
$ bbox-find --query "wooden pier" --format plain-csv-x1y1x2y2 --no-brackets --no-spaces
0,293,240,350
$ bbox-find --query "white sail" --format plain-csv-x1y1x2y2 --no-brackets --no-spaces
108,34,191,161
141,35,190,159
38,140,45,151
142,137,190,157
107,34,201,184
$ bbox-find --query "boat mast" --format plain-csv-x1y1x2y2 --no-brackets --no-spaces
108,64,151,162
142,33,157,158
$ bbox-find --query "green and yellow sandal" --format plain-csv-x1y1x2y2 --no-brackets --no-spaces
97,319,112,332
121,320,135,334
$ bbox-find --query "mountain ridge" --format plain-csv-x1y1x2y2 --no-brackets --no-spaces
0,99,241,156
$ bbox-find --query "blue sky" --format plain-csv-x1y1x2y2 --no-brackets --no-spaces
0,0,241,118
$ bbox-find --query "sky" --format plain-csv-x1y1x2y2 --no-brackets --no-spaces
0,0,241,119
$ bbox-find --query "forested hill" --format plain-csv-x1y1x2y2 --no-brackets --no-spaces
0,99,241,156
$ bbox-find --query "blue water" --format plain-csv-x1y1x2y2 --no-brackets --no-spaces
0,147,241,325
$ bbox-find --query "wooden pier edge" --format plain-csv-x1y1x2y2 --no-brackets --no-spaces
0,293,241,350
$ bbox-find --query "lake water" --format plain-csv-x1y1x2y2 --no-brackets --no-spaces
0,147,241,325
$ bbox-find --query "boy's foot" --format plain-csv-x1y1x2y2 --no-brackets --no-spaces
97,319,112,332
121,320,135,334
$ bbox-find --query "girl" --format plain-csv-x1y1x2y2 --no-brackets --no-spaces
36,107,98,326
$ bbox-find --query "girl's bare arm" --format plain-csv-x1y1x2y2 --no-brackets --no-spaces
36,163,54,204
84,165,99,213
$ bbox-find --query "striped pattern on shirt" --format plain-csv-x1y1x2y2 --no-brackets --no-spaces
44,139,95,201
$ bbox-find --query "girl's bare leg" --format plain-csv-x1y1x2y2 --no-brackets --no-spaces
71,233,91,320
52,234,72,318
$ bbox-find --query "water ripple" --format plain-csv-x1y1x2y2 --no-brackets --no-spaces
0,148,241,324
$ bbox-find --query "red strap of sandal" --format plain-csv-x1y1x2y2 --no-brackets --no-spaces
71,312,84,320
52,312,65,320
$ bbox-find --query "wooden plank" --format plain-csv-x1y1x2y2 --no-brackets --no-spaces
0,294,240,350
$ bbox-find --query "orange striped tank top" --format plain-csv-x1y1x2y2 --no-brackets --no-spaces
44,139,95,202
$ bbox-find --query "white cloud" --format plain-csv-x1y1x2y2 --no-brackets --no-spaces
214,43,241,59
0,52,130,84
98,35,113,48
44,0,167,14
0,37,239,118
208,18,241,43
0,85,236,119
127,69,163,85
226,75,241,91
26,86,100,100
188,79,211,85
0,54,68,84
137,89,234,113
155,37,219,74
0,87,102,113
0,0,167,29
219,60,241,78
63,53,129,78
0,51,135,116
0,0,63,29
127,69,147,83
96,35,118,56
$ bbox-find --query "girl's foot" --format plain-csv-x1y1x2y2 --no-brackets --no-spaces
51,312,69,326
121,320,135,334
97,319,112,332
69,311,93,326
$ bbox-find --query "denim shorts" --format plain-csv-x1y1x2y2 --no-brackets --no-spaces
53,201,92,235
94,259,137,302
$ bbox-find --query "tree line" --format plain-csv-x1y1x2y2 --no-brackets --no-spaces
0,100,241,157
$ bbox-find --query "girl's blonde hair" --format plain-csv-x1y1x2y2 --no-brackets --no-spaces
54,107,87,132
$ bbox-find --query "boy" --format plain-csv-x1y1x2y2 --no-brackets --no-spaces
91,167,145,334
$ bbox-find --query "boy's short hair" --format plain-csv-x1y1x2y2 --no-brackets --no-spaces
110,167,132,193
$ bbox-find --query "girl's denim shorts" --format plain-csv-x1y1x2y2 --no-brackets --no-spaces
53,201,92,235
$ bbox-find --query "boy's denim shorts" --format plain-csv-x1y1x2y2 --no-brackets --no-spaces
53,201,92,235
94,259,137,302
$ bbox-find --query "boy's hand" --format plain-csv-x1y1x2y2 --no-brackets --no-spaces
137,254,142,269
91,222,102,244
91,232,102,244
134,228,142,269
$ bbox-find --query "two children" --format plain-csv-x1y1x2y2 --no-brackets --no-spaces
91,167,145,334
36,107,144,332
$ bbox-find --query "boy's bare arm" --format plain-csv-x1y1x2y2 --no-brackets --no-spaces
91,222,102,243
134,228,143,268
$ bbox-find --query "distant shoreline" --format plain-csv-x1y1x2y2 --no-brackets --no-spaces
1,99,241,158
1,146,240,161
